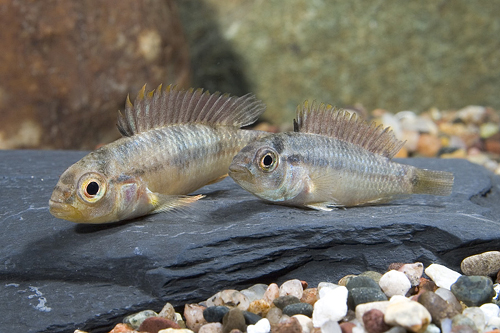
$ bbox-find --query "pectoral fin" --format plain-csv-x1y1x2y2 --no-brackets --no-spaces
205,174,228,185
306,202,345,211
150,192,205,213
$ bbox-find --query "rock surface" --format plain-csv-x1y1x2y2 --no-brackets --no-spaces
1,150,500,332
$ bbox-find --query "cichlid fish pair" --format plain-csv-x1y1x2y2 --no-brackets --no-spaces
229,101,454,211
49,84,266,223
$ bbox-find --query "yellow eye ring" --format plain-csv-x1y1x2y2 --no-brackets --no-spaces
77,172,107,204
258,149,278,172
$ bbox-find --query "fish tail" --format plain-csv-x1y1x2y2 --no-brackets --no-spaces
412,168,454,196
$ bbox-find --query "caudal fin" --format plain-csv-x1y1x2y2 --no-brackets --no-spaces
413,168,454,196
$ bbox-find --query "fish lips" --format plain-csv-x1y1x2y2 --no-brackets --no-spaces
228,163,253,183
49,199,84,221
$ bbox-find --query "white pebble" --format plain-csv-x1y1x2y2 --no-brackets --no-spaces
422,323,440,333
384,326,407,333
441,318,452,333
206,289,249,310
424,264,461,289
279,279,304,299
320,320,342,333
487,316,500,330
159,329,195,333
198,322,223,333
318,282,339,298
480,303,500,323
263,283,279,304
293,314,313,333
241,284,268,303
463,307,486,332
247,318,271,333
385,298,431,332
379,270,412,297
312,286,348,327
355,300,390,323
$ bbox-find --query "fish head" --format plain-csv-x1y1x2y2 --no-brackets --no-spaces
49,156,147,223
229,135,302,202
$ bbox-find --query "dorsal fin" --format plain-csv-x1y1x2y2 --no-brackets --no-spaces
295,100,405,159
117,84,266,137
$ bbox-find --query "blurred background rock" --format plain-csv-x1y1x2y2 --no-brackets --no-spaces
0,0,499,150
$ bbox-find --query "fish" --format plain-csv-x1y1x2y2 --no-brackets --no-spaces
228,101,454,211
49,84,267,223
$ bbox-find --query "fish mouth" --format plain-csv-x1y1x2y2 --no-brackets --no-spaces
49,199,83,221
228,163,252,182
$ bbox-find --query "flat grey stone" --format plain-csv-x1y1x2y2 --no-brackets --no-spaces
1,150,499,332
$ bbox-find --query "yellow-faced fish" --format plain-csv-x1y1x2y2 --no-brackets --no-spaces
229,101,454,211
49,84,266,223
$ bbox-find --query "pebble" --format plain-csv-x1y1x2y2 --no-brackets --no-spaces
425,264,462,289
207,290,250,311
384,297,432,333
355,301,390,323
462,307,486,332
435,287,464,313
451,275,496,306
480,303,500,322
273,295,301,310
264,307,282,326
242,311,262,325
139,317,180,333
348,287,388,309
279,279,304,299
293,314,313,333
108,323,135,333
203,306,230,323
417,133,442,157
184,304,207,332
338,274,357,287
123,310,158,329
247,300,271,317
246,318,270,333
318,283,340,298
423,323,441,333
461,251,500,277
451,314,478,332
359,271,383,284
199,322,223,333
346,276,380,290
262,283,279,304
222,308,246,333
240,284,268,303
283,302,314,317
449,325,477,333
158,303,177,322
362,308,391,333
398,263,424,286
301,288,319,305
379,270,412,297
339,322,356,333
418,291,460,325
273,316,302,333
312,286,348,327
321,320,342,333
486,317,500,330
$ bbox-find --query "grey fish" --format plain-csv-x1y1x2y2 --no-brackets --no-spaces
229,101,454,210
49,84,266,223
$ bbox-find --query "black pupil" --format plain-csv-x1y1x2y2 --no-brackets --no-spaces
263,154,274,167
86,181,99,196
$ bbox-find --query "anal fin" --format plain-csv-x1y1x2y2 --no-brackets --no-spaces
150,193,205,213
306,202,344,211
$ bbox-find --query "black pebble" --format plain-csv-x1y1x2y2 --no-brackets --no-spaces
282,302,314,317
273,295,301,310
243,311,262,325
203,306,230,323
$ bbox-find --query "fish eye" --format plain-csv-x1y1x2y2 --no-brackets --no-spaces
258,148,278,172
77,172,107,204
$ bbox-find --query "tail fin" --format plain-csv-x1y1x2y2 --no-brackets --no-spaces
413,168,454,196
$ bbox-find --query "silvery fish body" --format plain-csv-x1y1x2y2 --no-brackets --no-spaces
49,85,266,223
229,101,454,210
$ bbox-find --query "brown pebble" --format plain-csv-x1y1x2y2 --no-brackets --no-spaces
247,299,271,317
418,277,437,293
300,280,308,289
229,330,244,333
340,322,356,333
485,133,500,154
139,316,180,333
109,323,135,333
300,288,319,306
223,308,246,333
272,316,302,333
497,270,500,283
363,309,391,333
417,133,442,157
388,262,405,271
418,291,459,326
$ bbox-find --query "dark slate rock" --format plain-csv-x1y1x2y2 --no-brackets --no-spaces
348,287,388,309
273,295,301,310
346,276,380,290
242,311,262,325
450,275,496,306
1,150,500,333
203,306,230,323
282,302,314,317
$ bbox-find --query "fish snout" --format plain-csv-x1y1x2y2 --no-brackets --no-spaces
228,162,253,182
49,189,83,221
